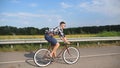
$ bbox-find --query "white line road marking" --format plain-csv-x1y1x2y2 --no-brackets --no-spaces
0,60,33,64
0,53,120,64
81,53,120,58
0,60,25,64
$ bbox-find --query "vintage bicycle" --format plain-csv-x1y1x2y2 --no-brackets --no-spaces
33,43,80,67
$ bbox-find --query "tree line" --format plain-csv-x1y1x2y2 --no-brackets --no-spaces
0,25,120,35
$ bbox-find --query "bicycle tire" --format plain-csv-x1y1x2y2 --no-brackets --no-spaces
63,47,80,64
34,49,51,67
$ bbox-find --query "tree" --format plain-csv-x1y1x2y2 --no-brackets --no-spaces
0,25,120,35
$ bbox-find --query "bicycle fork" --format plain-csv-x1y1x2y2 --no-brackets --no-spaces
65,45,72,56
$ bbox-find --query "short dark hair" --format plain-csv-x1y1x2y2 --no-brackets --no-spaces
60,21,66,25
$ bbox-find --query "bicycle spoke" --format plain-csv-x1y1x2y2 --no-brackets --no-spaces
34,49,51,67
63,47,80,64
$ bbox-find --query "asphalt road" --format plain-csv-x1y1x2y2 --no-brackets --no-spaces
0,46,120,68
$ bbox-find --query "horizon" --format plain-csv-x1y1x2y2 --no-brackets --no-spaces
0,24,120,29
0,0,120,29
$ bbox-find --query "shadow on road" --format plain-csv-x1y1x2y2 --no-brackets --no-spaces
25,59,40,67
24,52,41,67
24,51,67,67
24,51,34,58
54,58,66,64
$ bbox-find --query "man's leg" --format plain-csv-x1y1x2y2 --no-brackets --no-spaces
50,43,60,57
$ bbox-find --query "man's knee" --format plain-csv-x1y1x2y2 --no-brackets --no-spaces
56,43,60,46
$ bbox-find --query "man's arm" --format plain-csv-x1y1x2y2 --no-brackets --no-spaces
58,27,70,44
60,37,70,44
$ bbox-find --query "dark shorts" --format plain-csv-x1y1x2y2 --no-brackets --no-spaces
44,34,57,46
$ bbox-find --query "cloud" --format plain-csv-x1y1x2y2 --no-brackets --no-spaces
1,13,17,17
29,3,38,7
0,18,6,22
11,0,20,3
1,12,47,18
0,12,63,25
79,0,120,16
60,2,72,9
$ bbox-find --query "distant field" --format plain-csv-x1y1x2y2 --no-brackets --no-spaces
0,31,120,39
0,34,96,39
0,35,44,39
1,31,120,39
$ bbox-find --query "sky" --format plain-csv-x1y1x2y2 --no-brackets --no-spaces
0,0,120,29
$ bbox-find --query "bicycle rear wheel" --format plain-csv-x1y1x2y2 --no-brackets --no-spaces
63,47,80,64
34,49,51,67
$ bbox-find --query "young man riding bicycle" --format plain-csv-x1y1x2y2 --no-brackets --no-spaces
45,21,70,58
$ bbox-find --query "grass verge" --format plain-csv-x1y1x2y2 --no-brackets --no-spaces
0,41,119,52
0,34,96,39
97,31,120,37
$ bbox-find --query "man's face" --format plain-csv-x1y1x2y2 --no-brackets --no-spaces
61,24,66,29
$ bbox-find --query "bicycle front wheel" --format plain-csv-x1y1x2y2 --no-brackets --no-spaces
34,49,51,67
63,47,80,64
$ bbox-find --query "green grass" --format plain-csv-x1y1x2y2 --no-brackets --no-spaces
0,34,96,39
0,41,120,52
97,31,120,37
0,31,120,52
0,44,40,52
0,31,120,39
0,35,44,39
0,43,52,52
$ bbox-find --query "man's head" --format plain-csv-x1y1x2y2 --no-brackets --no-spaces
60,21,66,29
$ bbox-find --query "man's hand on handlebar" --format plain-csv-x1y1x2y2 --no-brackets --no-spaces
66,41,70,45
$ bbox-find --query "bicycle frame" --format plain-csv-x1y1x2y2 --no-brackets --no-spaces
47,44,72,58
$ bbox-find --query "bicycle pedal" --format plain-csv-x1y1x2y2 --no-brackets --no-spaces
50,58,55,62
56,56,61,58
